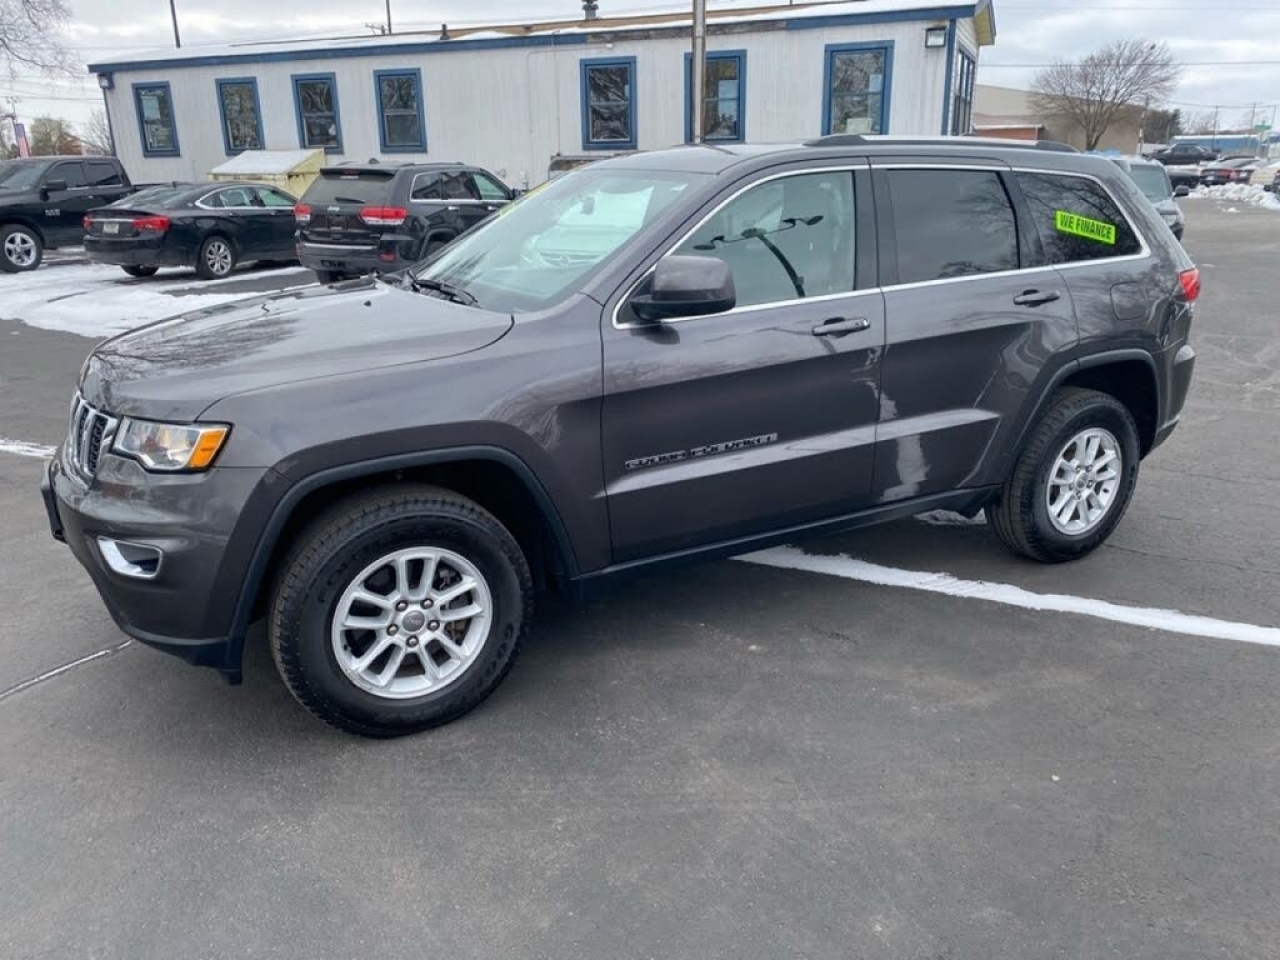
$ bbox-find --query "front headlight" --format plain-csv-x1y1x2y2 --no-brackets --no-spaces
112,418,230,472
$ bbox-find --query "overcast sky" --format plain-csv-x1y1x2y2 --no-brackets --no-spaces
6,0,1280,135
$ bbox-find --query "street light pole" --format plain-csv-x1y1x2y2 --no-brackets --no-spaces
690,0,707,144
169,0,182,48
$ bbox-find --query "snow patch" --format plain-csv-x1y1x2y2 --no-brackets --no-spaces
736,547,1280,648
914,510,987,528
0,438,56,459
0,264,313,338
1194,183,1280,210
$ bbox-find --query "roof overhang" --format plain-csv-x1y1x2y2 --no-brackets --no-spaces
975,0,997,46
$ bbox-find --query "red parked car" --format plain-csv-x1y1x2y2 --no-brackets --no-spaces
1198,157,1258,186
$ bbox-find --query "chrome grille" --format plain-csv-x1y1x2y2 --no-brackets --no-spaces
66,393,119,480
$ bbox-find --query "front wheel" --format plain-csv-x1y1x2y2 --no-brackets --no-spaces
269,485,533,737
986,388,1141,563
0,224,43,272
195,235,236,280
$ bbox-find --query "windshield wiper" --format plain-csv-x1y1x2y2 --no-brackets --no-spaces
403,274,477,306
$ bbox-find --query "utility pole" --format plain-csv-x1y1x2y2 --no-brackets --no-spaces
1212,106,1219,150
169,0,182,48
690,0,707,144
385,0,393,34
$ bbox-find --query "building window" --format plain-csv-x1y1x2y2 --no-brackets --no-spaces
133,82,179,156
822,42,893,136
375,69,426,152
685,50,746,143
951,51,976,135
292,73,343,152
216,78,263,154
581,57,636,150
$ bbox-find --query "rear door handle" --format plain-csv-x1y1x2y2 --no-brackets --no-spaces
1012,289,1062,307
812,316,871,337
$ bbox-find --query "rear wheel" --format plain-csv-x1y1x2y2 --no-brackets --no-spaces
121,264,159,278
195,235,236,280
0,224,43,272
269,485,533,737
986,388,1141,563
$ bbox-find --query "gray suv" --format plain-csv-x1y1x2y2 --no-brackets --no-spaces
42,137,1199,737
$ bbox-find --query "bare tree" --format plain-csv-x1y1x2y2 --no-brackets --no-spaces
79,108,113,155
0,0,74,80
28,115,80,155
1031,39,1180,151
1182,110,1218,135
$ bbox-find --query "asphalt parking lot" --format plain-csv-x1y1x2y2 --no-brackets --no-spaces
2,199,1277,959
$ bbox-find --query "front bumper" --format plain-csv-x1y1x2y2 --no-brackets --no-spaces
42,453,271,678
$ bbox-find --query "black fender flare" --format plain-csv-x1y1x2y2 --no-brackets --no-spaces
222,445,578,670
420,230,456,257
1005,348,1159,470
0,217,46,245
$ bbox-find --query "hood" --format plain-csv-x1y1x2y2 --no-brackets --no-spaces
81,278,513,420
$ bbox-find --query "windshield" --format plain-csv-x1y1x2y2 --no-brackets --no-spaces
413,167,708,312
1127,165,1172,202
0,160,51,191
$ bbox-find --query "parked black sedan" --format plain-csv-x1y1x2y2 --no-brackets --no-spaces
83,180,298,280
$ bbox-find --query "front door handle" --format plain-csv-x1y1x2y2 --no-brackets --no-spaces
1012,289,1062,307
812,316,870,337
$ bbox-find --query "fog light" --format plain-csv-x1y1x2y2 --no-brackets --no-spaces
98,537,162,579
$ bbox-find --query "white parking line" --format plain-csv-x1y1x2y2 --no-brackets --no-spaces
737,547,1280,648
0,438,55,459
0,640,133,704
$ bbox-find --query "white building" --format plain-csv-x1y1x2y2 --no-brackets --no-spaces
89,0,997,189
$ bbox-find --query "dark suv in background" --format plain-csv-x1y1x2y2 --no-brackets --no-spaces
44,137,1199,737
294,161,517,282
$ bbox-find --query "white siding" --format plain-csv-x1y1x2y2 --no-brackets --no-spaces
103,15,973,187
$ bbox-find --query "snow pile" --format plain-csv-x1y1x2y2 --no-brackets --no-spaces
0,264,313,338
1193,183,1280,210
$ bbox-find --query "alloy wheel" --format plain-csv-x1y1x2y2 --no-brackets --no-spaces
4,230,37,268
1045,427,1123,535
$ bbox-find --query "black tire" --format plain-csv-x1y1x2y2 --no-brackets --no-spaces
195,235,236,280
0,223,43,272
269,485,533,737
121,264,159,278
423,239,447,258
986,388,1141,563
314,269,345,284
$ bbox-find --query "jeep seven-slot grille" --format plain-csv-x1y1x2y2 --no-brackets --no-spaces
66,393,119,480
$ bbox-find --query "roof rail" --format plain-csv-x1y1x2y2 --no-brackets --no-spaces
803,134,1079,154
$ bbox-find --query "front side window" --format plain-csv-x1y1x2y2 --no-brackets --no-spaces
376,70,426,151
471,172,509,202
414,168,705,313
950,51,975,135
47,161,87,189
887,169,1018,284
824,44,892,135
1016,173,1143,264
673,171,856,308
293,74,342,151
216,78,263,153
134,83,179,156
686,51,745,143
581,58,636,149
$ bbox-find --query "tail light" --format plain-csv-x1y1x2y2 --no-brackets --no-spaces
83,215,94,230
1177,267,1201,302
294,203,312,224
359,206,407,226
132,215,170,232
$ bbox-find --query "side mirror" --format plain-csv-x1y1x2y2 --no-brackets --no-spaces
630,255,736,323
41,179,68,197
509,187,525,199
1174,185,1191,198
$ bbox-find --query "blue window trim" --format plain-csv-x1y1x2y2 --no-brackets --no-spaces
215,77,264,155
951,48,977,135
291,72,343,154
580,56,637,151
132,81,180,157
683,49,746,144
822,41,894,137
939,20,958,135
373,67,427,153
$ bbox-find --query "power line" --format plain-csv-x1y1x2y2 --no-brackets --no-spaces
983,60,1280,67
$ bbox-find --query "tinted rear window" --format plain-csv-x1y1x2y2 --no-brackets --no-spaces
304,171,395,205
1126,164,1171,203
1015,172,1142,264
108,185,196,209
888,169,1018,284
